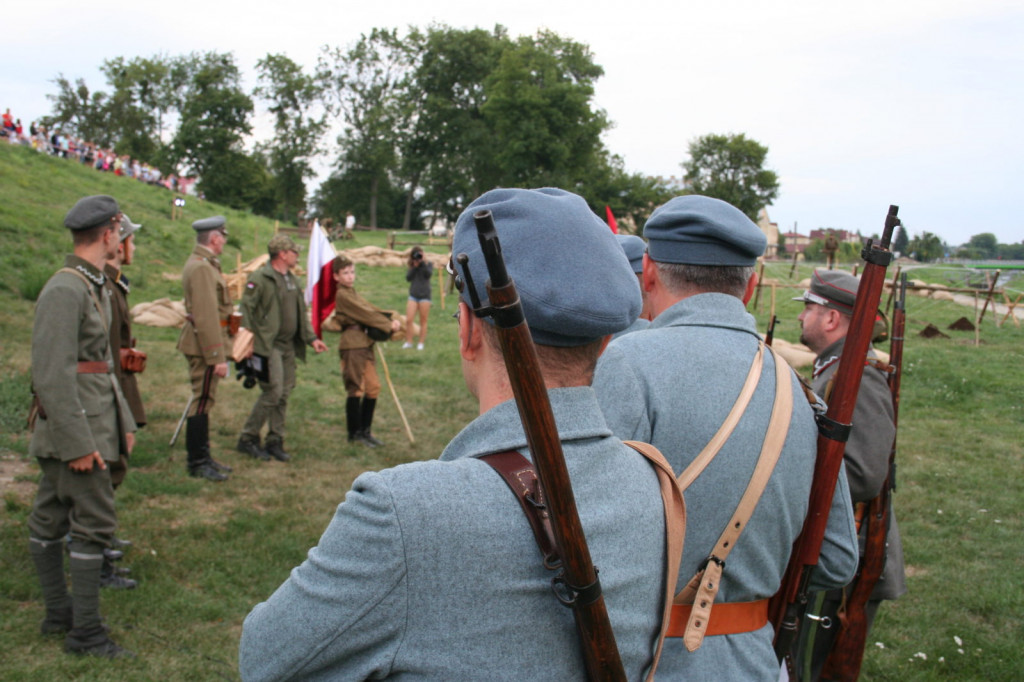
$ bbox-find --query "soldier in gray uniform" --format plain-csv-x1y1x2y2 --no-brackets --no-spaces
28,195,137,658
592,195,859,680
237,234,327,462
240,188,677,681
177,216,235,481
791,269,907,680
612,233,651,339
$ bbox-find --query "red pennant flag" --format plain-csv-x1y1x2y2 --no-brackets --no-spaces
304,223,338,339
605,205,619,233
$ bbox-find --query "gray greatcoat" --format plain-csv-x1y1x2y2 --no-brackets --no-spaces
593,294,859,681
240,388,670,681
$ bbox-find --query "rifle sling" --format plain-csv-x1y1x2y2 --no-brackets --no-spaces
672,344,794,652
480,441,685,682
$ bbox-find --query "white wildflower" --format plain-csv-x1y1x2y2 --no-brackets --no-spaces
937,509,943,514
954,635,962,646
875,642,885,649
958,648,965,654
914,652,928,660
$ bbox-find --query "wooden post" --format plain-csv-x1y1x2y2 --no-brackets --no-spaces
437,261,446,311
789,250,800,279
974,292,981,347
753,262,766,312
978,269,1000,325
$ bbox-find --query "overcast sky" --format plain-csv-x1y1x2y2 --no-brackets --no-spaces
3,0,1021,246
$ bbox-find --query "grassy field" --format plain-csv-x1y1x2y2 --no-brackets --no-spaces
1,143,1021,680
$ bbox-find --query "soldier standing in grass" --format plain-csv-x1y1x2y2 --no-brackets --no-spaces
177,216,235,482
99,212,146,590
236,234,327,462
28,195,137,659
330,254,400,447
791,269,906,681
240,188,677,681
592,195,859,680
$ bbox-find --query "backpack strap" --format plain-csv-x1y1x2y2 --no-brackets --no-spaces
673,346,794,651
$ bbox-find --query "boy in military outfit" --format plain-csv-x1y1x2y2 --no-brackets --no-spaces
331,254,400,447
791,269,906,680
237,234,327,461
592,195,859,680
28,195,137,658
177,216,235,481
241,188,677,681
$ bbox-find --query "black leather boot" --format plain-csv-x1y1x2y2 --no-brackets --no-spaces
360,398,384,447
346,396,371,445
186,414,228,481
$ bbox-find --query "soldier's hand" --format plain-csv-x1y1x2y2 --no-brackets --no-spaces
214,362,229,378
68,452,106,473
126,432,135,455
391,320,402,331
312,339,328,354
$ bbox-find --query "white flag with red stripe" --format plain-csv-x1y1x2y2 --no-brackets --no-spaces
305,223,337,339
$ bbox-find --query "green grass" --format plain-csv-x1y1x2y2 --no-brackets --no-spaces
1,143,1022,679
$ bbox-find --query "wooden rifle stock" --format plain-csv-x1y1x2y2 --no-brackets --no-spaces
770,206,898,667
765,315,779,347
819,274,906,681
464,210,626,681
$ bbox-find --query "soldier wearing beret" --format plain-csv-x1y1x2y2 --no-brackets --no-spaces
592,195,860,680
612,233,652,340
28,195,137,658
176,216,234,481
791,269,906,680
240,188,678,680
236,235,327,462
99,213,145,589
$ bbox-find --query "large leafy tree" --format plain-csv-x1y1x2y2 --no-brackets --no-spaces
169,52,255,207
99,56,172,163
42,75,109,145
908,231,945,262
254,54,327,222
682,133,780,221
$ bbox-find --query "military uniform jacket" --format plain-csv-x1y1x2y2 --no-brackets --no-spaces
240,263,317,360
240,388,669,681
31,256,136,463
593,293,859,681
177,244,233,364
812,337,907,601
333,285,392,351
104,263,146,426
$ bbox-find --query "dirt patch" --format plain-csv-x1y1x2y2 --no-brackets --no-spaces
0,451,37,505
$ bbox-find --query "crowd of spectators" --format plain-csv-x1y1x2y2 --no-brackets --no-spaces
3,106,194,194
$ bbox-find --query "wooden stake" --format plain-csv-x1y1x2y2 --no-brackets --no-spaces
376,344,414,444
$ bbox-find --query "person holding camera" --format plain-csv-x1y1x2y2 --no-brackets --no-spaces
332,255,400,447
237,235,327,462
402,246,433,350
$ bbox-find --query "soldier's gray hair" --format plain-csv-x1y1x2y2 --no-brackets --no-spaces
655,262,754,298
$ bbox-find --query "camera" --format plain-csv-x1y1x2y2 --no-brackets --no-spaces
412,251,423,261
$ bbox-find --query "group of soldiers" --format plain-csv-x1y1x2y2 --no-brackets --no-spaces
27,190,903,680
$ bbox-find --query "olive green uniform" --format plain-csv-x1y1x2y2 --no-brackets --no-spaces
104,264,146,488
28,255,136,643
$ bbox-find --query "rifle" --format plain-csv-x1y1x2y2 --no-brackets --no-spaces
765,315,779,347
770,206,898,668
458,210,627,681
818,273,906,681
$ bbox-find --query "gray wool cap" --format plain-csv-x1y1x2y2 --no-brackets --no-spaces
453,188,641,347
794,269,860,313
643,195,766,266
64,195,119,231
192,215,227,233
119,213,141,242
615,234,646,274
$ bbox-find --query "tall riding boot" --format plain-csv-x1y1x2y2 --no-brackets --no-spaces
66,541,132,658
30,537,72,635
186,414,227,482
346,396,370,446
360,397,384,447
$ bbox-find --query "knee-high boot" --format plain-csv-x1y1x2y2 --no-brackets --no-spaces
30,537,72,634
360,398,384,447
186,414,227,482
346,397,366,444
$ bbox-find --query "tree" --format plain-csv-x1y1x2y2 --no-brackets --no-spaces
254,54,327,222
908,232,944,262
892,224,909,256
966,233,998,259
681,133,780,221
99,56,172,163
169,52,255,207
43,75,109,145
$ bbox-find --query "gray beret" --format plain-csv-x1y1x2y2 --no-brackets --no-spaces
64,195,119,231
643,195,766,266
119,213,141,242
793,269,859,313
615,234,646,274
454,188,641,347
268,234,299,256
192,216,227,233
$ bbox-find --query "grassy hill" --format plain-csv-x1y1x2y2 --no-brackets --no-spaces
1,142,1021,680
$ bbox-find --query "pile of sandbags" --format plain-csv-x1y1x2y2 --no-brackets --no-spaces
340,246,448,269
131,298,187,328
769,337,815,370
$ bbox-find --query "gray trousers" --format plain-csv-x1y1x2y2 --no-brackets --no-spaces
240,343,296,446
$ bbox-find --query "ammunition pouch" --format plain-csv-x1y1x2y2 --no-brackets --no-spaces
120,347,147,374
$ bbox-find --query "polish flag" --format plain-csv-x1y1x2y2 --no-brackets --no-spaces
305,223,337,339
605,205,619,233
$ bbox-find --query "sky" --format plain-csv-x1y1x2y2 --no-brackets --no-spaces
2,0,1021,247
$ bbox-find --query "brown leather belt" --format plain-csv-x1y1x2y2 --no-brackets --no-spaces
666,599,769,637
77,361,110,373
185,313,230,327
